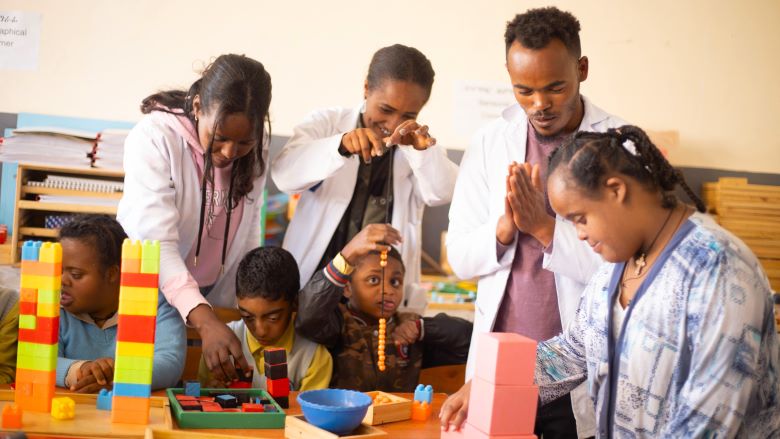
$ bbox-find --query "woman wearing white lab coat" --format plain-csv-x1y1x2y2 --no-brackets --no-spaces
272,45,458,313
445,97,626,437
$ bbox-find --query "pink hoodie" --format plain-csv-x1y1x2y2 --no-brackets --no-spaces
152,110,245,314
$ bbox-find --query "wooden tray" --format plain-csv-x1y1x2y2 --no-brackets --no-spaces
167,388,285,429
0,389,171,438
362,391,411,425
284,415,386,438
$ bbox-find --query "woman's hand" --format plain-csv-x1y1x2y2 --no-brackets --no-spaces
340,128,386,163
439,380,471,431
189,304,251,383
385,120,436,150
341,224,403,265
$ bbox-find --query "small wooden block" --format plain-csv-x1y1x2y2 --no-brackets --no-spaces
242,403,265,412
362,391,412,425
263,347,287,365
284,414,387,438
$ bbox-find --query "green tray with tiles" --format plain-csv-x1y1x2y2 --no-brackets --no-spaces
167,388,285,429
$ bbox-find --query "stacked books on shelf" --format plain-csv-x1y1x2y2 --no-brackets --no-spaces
0,126,130,170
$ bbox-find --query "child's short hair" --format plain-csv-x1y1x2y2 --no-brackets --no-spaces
58,214,128,270
236,247,300,302
360,246,405,272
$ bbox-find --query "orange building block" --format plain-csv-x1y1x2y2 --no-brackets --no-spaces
467,377,538,436
441,422,538,439
20,288,38,303
111,395,150,424
475,332,537,386
20,260,62,276
411,400,431,421
120,272,159,289
1,404,23,429
117,314,156,344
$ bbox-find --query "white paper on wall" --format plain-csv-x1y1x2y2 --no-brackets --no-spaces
452,80,516,140
0,11,41,71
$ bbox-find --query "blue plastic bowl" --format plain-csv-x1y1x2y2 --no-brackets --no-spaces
297,389,372,435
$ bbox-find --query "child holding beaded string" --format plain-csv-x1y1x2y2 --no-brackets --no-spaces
295,224,471,392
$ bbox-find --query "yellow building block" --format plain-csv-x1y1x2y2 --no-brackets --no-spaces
114,367,153,385
39,242,62,264
36,301,59,318
51,397,75,420
18,341,57,358
140,240,160,274
118,299,157,316
17,353,57,371
19,315,36,330
114,354,153,373
119,286,158,302
36,289,59,305
115,341,154,358
20,274,61,291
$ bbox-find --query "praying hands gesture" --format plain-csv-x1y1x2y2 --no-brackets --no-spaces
496,162,556,247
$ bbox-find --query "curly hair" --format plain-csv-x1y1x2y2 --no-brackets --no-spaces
236,247,300,303
504,7,582,57
366,44,435,101
58,214,128,271
547,125,706,212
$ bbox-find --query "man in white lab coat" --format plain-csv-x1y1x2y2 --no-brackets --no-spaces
441,8,626,438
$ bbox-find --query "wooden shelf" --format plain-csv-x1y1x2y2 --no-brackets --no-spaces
17,200,117,215
18,227,59,238
10,163,125,262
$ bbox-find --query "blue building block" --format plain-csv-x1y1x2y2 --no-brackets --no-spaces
97,389,113,411
21,241,41,261
113,382,151,398
184,380,200,397
414,384,433,404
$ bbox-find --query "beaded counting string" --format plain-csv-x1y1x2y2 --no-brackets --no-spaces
378,249,388,372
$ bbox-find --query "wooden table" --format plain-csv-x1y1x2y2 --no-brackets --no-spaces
1,387,446,438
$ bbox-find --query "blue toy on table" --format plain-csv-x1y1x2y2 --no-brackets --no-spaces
414,384,433,404
96,389,113,410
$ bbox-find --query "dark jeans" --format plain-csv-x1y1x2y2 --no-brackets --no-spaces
535,393,579,439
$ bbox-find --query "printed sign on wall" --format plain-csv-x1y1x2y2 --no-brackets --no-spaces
0,11,41,71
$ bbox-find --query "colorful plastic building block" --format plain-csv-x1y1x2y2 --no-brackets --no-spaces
51,397,76,420
474,332,537,386
184,380,201,397
111,395,151,424
97,389,113,410
414,384,433,404
2,404,23,429
16,241,61,413
411,400,431,421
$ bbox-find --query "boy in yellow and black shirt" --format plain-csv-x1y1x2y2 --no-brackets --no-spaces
199,247,332,391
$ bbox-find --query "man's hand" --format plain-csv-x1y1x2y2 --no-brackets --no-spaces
508,163,555,247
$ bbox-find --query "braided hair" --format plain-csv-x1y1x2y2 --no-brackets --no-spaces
548,125,706,212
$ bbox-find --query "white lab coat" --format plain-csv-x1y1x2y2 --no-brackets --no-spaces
118,114,266,315
446,97,627,438
272,105,459,313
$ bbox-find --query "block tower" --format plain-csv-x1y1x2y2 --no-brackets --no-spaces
16,241,61,412
264,347,289,408
442,332,539,439
111,239,160,424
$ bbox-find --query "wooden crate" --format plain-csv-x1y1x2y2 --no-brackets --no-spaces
284,415,387,438
703,178,780,288
362,391,412,425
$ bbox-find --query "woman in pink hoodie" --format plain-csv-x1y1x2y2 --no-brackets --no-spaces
118,54,271,383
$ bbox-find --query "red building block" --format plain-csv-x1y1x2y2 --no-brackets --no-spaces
266,377,290,397
441,422,538,439
475,332,537,386
411,400,431,421
1,404,22,429
242,403,265,412
468,377,538,436
116,314,156,344
120,272,159,288
19,300,36,315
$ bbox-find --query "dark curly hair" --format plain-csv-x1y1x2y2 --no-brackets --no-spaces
362,246,405,273
547,125,706,212
58,214,128,271
505,7,582,57
236,247,300,303
366,44,435,101
140,54,272,206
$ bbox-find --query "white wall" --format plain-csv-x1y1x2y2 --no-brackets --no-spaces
1,0,779,173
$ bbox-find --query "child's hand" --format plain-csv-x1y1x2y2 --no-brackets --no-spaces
72,357,114,393
392,319,420,346
341,224,402,265
384,120,437,150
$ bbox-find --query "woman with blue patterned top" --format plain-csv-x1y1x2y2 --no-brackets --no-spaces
536,125,779,438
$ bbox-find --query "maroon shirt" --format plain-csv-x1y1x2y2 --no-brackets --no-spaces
492,123,567,341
